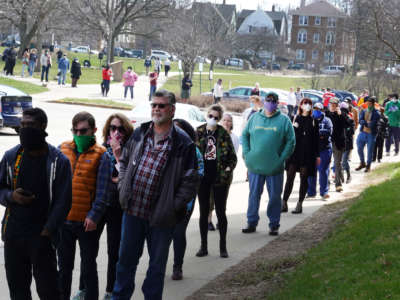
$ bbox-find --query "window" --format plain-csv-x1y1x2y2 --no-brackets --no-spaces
299,15,309,26
313,33,320,43
326,32,335,45
297,29,307,44
324,51,334,64
315,16,321,25
296,49,306,61
327,17,336,27
312,50,319,60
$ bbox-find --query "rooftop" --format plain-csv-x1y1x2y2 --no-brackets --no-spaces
291,0,346,17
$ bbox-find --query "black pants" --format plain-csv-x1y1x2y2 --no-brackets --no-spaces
165,65,170,76
283,164,308,203
79,204,123,293
57,222,101,300
172,205,194,270
373,136,385,161
5,59,15,75
198,180,230,248
4,235,60,300
101,79,110,96
41,65,50,82
71,77,79,87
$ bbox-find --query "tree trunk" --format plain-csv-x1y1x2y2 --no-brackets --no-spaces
210,57,216,71
35,31,43,72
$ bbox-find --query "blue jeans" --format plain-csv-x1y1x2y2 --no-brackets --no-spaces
308,148,332,196
28,61,35,76
112,213,174,300
247,171,283,230
357,131,376,165
124,86,134,99
58,69,67,85
342,150,350,171
41,65,50,82
149,85,157,101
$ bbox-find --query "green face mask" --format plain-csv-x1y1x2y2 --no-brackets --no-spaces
73,135,95,153
367,105,373,112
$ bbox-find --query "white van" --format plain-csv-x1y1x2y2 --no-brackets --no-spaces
322,65,345,75
150,50,171,61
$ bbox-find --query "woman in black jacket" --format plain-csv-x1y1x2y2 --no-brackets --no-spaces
373,107,389,163
340,102,355,183
70,58,82,87
282,98,320,214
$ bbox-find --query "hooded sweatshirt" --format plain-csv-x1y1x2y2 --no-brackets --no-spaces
242,110,295,176
385,100,400,127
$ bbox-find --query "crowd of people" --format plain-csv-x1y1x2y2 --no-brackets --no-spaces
1,66,400,300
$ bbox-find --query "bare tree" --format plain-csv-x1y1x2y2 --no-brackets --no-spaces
0,0,62,57
69,0,175,64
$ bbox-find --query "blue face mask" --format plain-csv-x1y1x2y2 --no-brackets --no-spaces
312,110,323,119
250,102,255,108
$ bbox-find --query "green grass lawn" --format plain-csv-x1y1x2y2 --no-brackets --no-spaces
0,76,48,94
163,73,310,96
54,98,133,110
270,162,400,299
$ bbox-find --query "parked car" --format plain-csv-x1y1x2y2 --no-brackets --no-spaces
333,90,358,106
1,39,20,47
223,86,288,104
321,65,345,75
70,45,99,55
225,58,243,68
128,102,206,128
0,85,32,133
301,90,324,105
150,49,172,61
287,63,305,70
129,49,144,58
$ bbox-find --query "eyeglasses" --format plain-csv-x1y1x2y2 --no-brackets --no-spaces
208,115,219,120
71,127,90,135
151,103,170,109
265,98,277,103
110,125,125,133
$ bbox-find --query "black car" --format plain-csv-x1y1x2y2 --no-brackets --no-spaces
287,63,305,70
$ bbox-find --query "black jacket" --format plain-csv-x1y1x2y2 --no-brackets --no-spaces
326,111,347,150
342,110,355,151
377,113,389,139
118,121,200,227
70,61,82,79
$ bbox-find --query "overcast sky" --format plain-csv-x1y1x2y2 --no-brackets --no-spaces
221,0,298,11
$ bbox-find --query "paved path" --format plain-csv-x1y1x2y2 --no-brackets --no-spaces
0,77,399,299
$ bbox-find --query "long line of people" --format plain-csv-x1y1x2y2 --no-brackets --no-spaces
0,87,398,300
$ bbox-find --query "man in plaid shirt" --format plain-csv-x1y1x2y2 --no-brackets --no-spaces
113,90,200,300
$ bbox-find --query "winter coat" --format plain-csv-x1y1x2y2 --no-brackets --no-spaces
123,71,138,87
70,61,82,79
376,113,389,139
326,111,347,150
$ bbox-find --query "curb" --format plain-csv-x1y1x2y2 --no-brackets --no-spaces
47,100,132,111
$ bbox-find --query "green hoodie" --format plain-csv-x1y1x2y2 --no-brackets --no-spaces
242,110,295,176
385,100,400,127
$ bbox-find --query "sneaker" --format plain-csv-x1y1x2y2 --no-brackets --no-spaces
365,165,371,172
336,186,343,192
355,162,366,171
269,227,279,236
242,225,256,233
172,269,183,280
208,222,215,231
322,194,330,200
103,292,112,300
72,290,86,300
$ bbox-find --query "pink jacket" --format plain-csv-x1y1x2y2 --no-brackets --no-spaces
123,71,138,87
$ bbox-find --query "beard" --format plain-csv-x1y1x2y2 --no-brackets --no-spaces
152,112,170,125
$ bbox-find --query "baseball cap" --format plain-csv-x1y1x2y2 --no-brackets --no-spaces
265,92,279,102
329,97,339,104
366,96,376,103
314,102,324,109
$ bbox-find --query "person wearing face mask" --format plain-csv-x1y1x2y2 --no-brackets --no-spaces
307,102,333,200
325,97,347,192
373,107,389,163
356,96,380,172
58,112,113,300
340,102,355,183
40,49,52,83
384,93,400,156
196,105,237,258
0,108,72,299
242,92,295,235
122,66,138,101
282,98,320,214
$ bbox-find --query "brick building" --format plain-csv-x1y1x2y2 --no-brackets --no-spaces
289,0,355,68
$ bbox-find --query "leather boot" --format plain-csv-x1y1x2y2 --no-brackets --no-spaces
355,162,366,171
219,240,228,258
346,170,352,183
281,201,288,213
291,201,303,214
196,243,208,257
365,164,371,173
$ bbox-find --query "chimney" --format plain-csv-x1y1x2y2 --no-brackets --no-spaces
272,5,275,12
300,0,306,7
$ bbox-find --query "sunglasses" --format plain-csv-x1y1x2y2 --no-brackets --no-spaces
208,115,219,120
265,98,277,103
110,125,125,133
151,103,170,109
71,127,90,135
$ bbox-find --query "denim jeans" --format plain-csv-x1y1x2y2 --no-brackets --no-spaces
58,69,67,85
5,235,60,300
332,145,344,187
247,171,283,230
149,85,157,101
112,213,174,300
357,131,377,165
28,61,35,76
307,148,332,196
342,150,351,171
41,65,50,82
385,126,400,153
57,222,101,300
21,63,27,77
124,86,134,99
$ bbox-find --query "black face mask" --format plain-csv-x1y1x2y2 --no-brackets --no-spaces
19,127,47,151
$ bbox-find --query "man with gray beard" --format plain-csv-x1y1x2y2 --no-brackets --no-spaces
112,89,200,300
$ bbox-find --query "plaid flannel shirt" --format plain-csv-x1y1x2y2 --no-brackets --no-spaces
128,130,172,220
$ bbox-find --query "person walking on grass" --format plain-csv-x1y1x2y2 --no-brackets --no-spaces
181,73,193,104
28,49,37,77
58,54,70,86
101,65,113,97
196,104,237,258
122,66,138,101
21,48,30,77
112,90,200,299
58,112,112,300
5,46,17,76
307,102,333,200
0,108,72,300
171,118,204,281
281,98,320,214
164,58,171,77
149,68,158,101
40,49,52,83
70,58,81,88
242,92,295,235
355,96,380,173
213,79,223,104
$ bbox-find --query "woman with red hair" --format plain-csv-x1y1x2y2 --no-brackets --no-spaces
282,98,320,214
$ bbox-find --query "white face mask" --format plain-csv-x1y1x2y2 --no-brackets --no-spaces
302,104,312,112
207,118,217,127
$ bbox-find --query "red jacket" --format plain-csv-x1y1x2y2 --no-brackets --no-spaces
102,68,112,80
323,92,335,107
